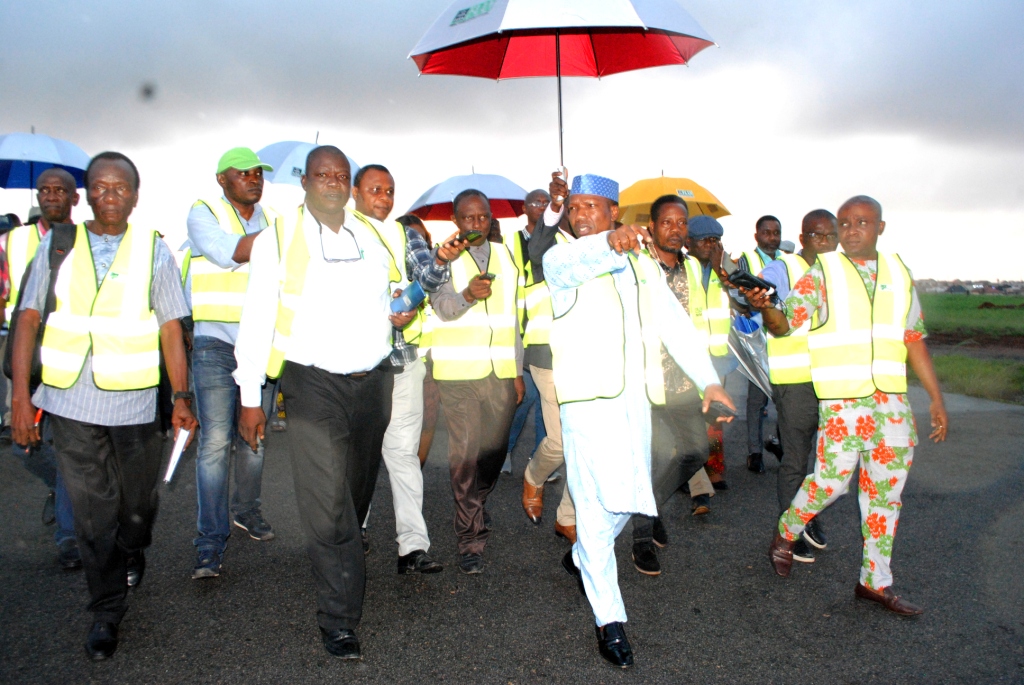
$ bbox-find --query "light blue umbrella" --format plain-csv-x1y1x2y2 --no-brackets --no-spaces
0,132,90,188
408,173,528,220
256,141,360,187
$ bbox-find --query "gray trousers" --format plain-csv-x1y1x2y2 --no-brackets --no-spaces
282,361,392,632
632,391,708,542
772,381,819,515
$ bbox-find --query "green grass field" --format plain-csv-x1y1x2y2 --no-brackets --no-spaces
919,293,1024,337
911,354,1024,404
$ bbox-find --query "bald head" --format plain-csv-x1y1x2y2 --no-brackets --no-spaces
36,167,80,226
305,145,349,174
839,195,882,221
36,167,77,193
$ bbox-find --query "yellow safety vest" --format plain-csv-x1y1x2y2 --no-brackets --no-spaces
683,256,731,356
741,249,767,274
808,252,912,399
266,207,401,378
522,231,571,348
550,249,666,405
350,210,427,346
181,199,281,323
5,223,43,312
40,223,160,390
417,302,436,361
430,244,522,381
766,253,816,385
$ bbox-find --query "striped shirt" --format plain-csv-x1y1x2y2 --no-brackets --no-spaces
389,225,451,367
21,228,190,426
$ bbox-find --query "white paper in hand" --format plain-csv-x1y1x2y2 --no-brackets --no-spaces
163,429,191,484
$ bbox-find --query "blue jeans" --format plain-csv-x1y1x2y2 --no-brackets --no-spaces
13,417,75,546
506,368,545,454
192,336,273,553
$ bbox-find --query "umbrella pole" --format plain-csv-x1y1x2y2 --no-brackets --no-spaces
556,30,564,167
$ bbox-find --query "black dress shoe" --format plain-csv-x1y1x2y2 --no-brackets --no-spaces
85,621,119,661
803,518,827,549
711,480,729,491
595,622,634,668
397,549,443,574
58,540,83,570
126,551,145,589
651,517,669,548
320,627,362,660
764,437,784,461
747,452,766,473
632,541,661,576
561,550,585,596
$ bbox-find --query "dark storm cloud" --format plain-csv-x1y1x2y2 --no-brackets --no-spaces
1,0,1021,150
0,0,555,148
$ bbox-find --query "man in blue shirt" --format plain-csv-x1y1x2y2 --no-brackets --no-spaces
184,147,277,580
737,215,784,474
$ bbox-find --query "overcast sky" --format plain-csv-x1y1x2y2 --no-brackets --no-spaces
2,0,1022,279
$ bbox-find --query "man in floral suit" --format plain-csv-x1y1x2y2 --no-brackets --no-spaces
745,195,948,616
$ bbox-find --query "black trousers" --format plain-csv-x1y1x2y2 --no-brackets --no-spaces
50,414,163,624
281,361,392,632
772,381,819,515
633,391,709,542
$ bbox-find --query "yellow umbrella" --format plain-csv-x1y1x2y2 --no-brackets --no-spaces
618,177,730,224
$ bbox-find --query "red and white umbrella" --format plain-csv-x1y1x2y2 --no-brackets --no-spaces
409,0,715,164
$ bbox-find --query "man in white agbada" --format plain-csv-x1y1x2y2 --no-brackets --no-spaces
543,173,735,669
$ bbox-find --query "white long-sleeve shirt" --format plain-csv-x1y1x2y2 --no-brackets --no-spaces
233,205,395,406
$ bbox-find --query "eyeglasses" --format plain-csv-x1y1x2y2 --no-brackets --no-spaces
526,200,550,208
316,218,363,263
694,236,721,244
805,232,838,241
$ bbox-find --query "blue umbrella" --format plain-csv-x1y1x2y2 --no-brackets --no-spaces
0,132,90,188
256,141,360,188
407,173,528,220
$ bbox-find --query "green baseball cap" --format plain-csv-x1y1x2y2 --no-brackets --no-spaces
216,147,273,174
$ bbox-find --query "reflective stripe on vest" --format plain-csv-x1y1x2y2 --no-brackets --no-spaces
522,232,570,348
184,198,257,323
683,256,731,356
766,253,814,385
352,210,421,343
6,224,43,312
417,303,436,360
40,223,160,390
550,249,666,405
807,252,912,399
430,244,522,381
266,207,400,378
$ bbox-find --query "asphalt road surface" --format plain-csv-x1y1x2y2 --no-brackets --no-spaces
2,380,1023,684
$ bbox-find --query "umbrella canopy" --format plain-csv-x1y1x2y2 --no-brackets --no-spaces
256,141,360,188
0,132,90,188
409,0,714,163
408,173,528,221
618,176,729,224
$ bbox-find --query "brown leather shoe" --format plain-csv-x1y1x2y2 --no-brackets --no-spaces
855,583,924,616
555,521,577,544
769,532,796,577
522,478,544,524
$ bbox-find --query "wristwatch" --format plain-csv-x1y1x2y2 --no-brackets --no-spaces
172,391,195,403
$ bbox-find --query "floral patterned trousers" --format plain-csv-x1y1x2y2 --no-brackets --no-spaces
778,443,913,591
